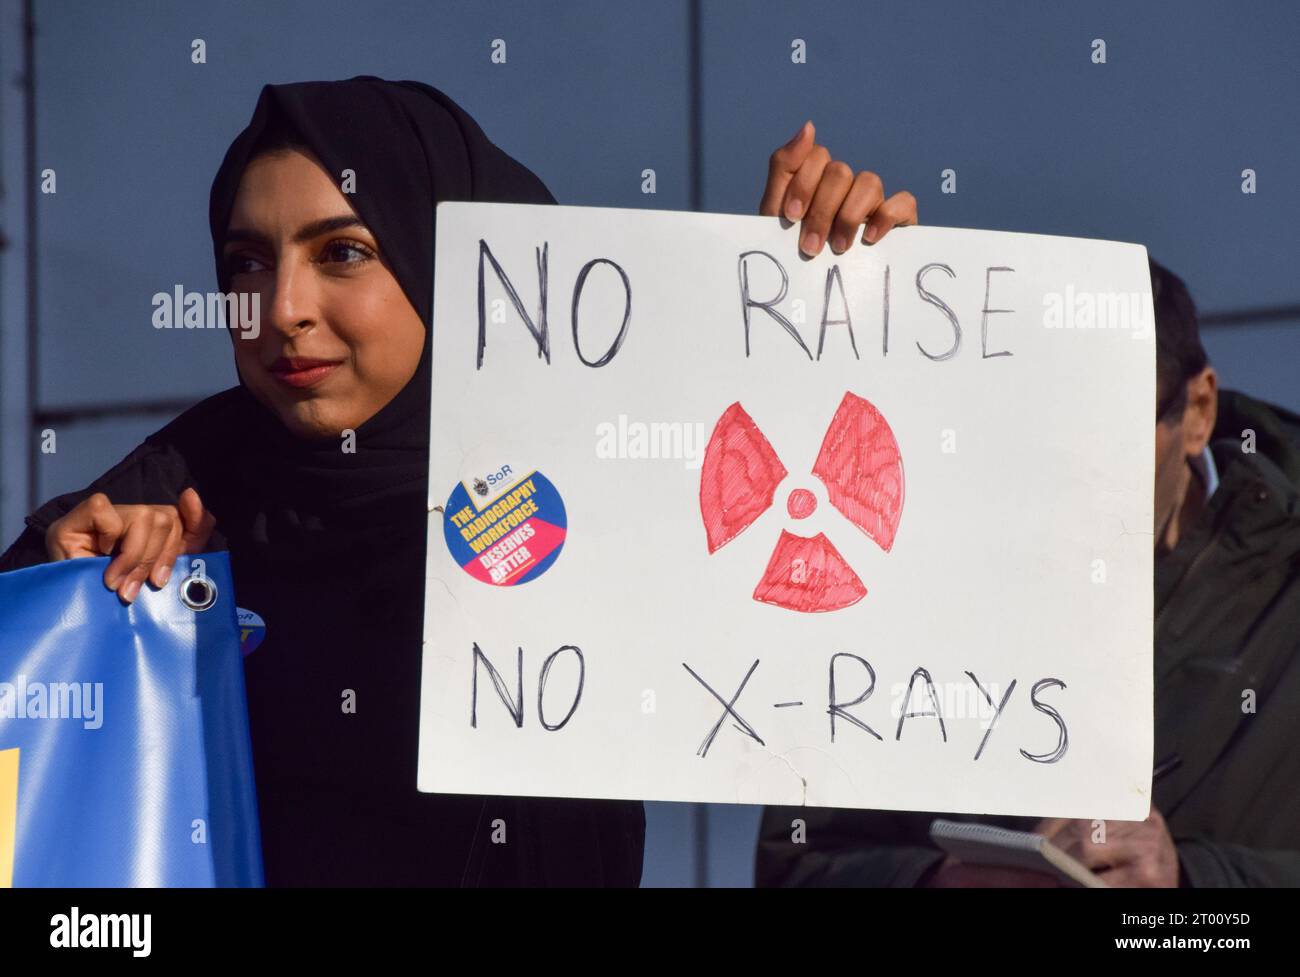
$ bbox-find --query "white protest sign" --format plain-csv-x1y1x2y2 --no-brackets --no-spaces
419,202,1154,820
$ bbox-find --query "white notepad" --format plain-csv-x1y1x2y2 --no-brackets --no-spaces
929,818,1109,888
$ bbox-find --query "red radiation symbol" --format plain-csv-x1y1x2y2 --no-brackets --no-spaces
699,392,904,613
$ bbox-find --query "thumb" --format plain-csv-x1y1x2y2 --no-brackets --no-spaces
784,118,815,152
771,119,816,175
178,486,217,552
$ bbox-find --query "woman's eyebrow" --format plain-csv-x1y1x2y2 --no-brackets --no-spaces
223,215,370,248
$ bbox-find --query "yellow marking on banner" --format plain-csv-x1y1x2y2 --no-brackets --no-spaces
0,748,17,888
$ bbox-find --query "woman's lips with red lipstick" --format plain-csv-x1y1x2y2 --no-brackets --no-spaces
269,356,344,388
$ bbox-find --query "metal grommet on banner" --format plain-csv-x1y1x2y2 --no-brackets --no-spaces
179,561,217,612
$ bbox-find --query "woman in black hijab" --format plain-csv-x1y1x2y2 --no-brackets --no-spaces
0,76,645,886
0,76,916,886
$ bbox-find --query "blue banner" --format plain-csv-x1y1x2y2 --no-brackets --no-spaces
0,552,263,887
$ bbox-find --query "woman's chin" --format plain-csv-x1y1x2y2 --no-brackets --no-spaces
272,402,348,442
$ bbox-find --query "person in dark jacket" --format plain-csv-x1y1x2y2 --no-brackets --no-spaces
757,259,1300,888
1,88,916,885
0,77,647,886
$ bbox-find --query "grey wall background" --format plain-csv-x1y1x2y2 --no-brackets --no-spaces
1,0,1296,887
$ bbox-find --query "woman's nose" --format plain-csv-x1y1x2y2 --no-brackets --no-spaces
265,259,319,336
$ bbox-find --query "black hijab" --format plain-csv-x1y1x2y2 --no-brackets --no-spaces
206,76,556,537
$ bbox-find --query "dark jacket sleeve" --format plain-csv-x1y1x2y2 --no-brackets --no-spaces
0,429,204,575
0,523,50,574
756,805,947,887
1177,838,1300,887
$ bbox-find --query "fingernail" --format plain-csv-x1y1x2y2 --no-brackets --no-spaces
786,120,808,146
831,235,846,253
158,566,172,587
786,198,803,220
124,579,141,603
865,223,879,244
105,574,118,589
801,231,821,255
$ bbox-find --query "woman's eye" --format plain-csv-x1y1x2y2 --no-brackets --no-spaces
320,240,376,264
225,253,268,277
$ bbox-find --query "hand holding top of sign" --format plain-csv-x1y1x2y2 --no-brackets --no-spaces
759,120,917,257
1033,808,1181,887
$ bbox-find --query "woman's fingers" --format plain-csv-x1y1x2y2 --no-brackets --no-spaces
127,510,175,596
150,515,186,589
759,123,919,256
177,487,217,553
117,519,172,602
783,143,832,227
45,492,124,561
103,511,150,589
827,170,885,255
44,490,216,603
864,189,919,244
151,489,215,591
759,121,816,217
106,508,172,603
799,160,856,256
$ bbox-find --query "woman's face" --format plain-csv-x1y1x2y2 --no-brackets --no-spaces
221,147,426,440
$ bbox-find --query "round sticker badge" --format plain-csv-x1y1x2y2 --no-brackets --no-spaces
235,607,267,657
442,467,567,586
